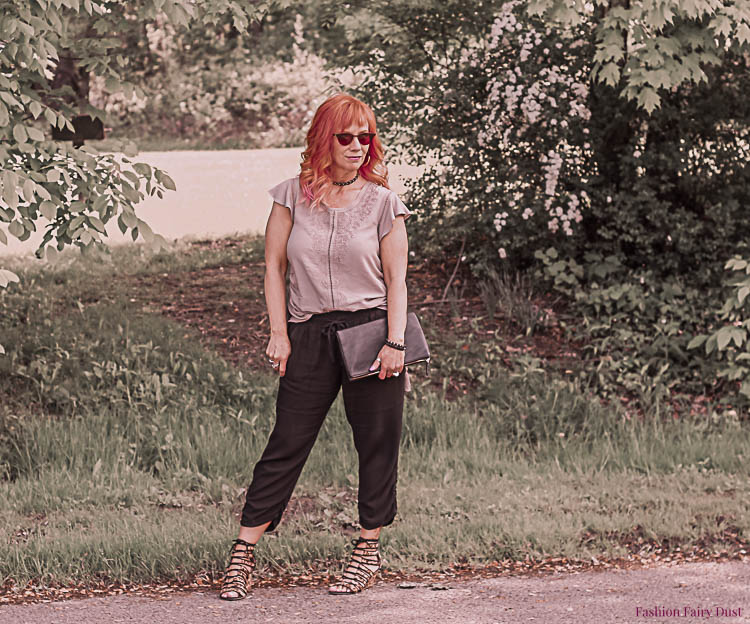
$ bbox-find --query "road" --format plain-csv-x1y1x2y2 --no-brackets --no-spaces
2,561,749,624
0,148,420,258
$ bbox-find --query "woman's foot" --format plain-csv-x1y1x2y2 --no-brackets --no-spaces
219,538,256,600
328,537,381,595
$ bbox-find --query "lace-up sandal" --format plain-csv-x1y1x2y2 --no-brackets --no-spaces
328,537,381,595
219,538,256,601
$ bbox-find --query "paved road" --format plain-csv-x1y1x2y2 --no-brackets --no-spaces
0,148,420,257
3,561,748,624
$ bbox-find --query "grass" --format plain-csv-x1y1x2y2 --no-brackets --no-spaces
1,235,749,586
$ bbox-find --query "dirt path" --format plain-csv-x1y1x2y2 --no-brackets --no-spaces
3,561,748,624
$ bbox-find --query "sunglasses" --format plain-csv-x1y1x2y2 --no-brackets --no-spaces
333,133,375,146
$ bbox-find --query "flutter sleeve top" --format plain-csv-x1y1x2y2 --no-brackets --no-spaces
268,176,411,322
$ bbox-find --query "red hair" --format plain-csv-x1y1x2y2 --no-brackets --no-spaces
299,94,389,210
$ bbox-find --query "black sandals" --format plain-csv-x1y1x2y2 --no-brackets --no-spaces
219,538,256,601
328,537,381,595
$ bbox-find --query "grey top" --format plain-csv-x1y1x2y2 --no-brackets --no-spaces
269,176,411,323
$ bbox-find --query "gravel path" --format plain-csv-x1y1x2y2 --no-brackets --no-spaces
4,561,748,624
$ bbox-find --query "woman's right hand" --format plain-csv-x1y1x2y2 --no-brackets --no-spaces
266,333,291,377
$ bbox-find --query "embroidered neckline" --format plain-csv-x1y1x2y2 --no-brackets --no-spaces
324,181,372,211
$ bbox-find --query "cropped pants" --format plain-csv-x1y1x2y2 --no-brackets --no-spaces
240,307,406,532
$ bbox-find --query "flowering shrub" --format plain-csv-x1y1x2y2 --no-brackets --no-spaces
346,1,750,284
478,1,593,241
390,2,597,277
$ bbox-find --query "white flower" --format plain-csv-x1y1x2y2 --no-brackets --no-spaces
498,248,507,259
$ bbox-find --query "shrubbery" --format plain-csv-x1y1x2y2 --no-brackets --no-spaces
91,15,344,149
324,1,750,412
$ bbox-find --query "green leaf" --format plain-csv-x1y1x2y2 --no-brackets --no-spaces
93,194,109,215
598,62,620,87
27,126,45,141
635,87,661,114
687,334,707,350
160,172,176,191
13,124,28,144
0,268,20,287
1,182,17,210
133,162,152,177
40,201,57,220
22,178,35,202
30,100,43,119
137,218,154,242
716,327,733,351
705,334,718,355
69,215,85,231
726,258,747,271
0,229,6,245
88,215,106,234
8,220,24,239
121,210,138,228
123,170,140,187
738,286,750,305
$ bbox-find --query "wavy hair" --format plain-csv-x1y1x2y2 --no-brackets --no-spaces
299,94,388,210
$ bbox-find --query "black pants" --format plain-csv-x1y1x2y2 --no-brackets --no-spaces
240,307,405,532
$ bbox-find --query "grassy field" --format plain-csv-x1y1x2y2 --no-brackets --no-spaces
1,238,749,587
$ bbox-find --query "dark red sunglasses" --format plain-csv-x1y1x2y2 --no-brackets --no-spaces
333,133,375,146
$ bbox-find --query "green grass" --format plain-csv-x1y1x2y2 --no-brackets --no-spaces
1,235,749,586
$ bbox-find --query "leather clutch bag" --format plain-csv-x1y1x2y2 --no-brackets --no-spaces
335,312,430,381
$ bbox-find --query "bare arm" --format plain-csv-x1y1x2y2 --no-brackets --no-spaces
370,215,409,379
264,201,293,375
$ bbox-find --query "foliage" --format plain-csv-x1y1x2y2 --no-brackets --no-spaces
535,248,725,410
689,257,750,401
3,234,749,584
478,269,551,336
0,0,280,354
529,0,750,113
323,0,750,280
96,36,339,148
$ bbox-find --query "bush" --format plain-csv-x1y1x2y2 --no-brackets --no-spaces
91,17,345,149
535,249,725,410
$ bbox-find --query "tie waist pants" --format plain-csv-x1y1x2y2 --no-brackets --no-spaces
240,307,405,531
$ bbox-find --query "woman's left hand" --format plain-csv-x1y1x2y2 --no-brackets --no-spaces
369,344,405,380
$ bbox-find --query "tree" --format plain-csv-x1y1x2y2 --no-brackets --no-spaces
528,0,750,113
0,0,282,353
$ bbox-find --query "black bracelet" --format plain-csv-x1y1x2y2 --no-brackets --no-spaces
384,339,406,351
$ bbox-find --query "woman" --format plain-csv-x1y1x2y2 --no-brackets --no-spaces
220,93,411,600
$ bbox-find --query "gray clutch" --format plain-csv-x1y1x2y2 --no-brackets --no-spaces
335,312,430,381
